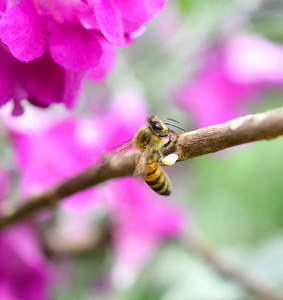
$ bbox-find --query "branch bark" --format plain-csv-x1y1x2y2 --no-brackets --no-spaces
163,106,283,160
1,107,283,230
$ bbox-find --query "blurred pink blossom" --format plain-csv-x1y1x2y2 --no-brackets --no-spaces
1,91,149,210
0,0,164,113
175,34,283,128
3,110,100,211
225,34,283,84
3,91,185,286
0,223,50,300
0,172,50,300
107,177,184,288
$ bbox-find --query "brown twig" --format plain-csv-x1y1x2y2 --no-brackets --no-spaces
1,107,283,229
163,106,283,160
0,153,136,229
182,233,283,300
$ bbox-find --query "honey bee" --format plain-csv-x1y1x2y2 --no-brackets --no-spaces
103,116,184,196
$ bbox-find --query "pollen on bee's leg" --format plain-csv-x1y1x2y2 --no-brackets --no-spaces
162,153,179,166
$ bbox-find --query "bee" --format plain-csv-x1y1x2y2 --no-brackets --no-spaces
103,116,184,196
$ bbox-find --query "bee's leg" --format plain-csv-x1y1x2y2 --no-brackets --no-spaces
153,150,163,164
163,134,175,148
154,151,164,165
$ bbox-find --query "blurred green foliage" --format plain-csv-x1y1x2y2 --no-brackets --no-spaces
192,133,283,244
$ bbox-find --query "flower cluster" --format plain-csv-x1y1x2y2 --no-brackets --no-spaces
0,0,165,114
2,91,184,291
0,170,51,300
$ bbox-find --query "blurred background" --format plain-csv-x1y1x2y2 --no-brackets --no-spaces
1,0,283,299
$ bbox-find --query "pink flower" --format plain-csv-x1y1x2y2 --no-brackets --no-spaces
0,172,50,300
2,91,148,210
3,91,185,286
3,112,99,211
0,0,164,113
106,178,184,288
175,34,283,128
0,42,86,115
0,223,50,300
225,34,283,84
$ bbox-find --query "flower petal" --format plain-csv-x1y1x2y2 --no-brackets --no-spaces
48,20,103,71
62,70,86,108
87,38,116,81
0,223,49,300
225,34,283,84
20,52,64,107
0,0,7,13
0,0,47,61
93,0,125,48
115,0,165,25
0,44,16,106
19,52,84,109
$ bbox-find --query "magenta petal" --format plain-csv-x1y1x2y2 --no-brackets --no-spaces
87,38,116,81
0,44,16,106
225,34,283,84
115,0,165,25
62,70,86,108
12,99,25,116
0,0,7,13
19,52,85,109
0,0,47,61
0,223,49,300
0,42,31,114
20,53,64,106
48,21,103,71
94,0,125,48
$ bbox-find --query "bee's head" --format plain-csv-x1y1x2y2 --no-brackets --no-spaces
147,116,169,137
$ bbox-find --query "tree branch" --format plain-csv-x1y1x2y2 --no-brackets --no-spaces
1,107,283,230
182,233,283,300
163,106,283,160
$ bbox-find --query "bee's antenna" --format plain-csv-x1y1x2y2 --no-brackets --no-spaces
165,117,180,123
168,128,176,134
164,122,185,132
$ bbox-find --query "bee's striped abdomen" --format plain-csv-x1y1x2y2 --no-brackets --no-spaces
145,159,171,196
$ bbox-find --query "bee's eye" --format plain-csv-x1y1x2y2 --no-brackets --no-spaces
152,122,163,131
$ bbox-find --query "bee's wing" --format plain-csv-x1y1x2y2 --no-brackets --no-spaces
99,139,134,164
134,139,152,177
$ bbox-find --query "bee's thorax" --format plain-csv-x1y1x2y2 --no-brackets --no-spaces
133,126,164,153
